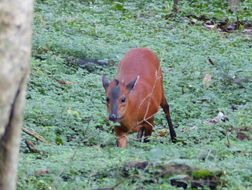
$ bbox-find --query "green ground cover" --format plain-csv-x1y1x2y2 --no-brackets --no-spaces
18,0,252,189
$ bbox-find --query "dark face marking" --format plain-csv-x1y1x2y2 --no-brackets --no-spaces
108,83,120,121
111,85,120,99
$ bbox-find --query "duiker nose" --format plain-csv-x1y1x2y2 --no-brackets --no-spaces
109,114,117,122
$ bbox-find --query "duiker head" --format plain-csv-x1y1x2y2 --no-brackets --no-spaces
102,75,138,122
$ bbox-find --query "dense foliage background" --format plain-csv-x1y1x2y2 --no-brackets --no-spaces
18,0,252,189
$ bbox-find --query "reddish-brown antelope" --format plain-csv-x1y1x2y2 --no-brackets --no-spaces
102,48,176,147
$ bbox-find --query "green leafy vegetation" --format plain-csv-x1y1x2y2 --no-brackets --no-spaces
19,0,252,189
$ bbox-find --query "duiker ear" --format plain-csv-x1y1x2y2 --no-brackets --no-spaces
126,76,139,92
102,75,110,91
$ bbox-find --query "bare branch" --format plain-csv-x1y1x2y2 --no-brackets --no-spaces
22,127,48,143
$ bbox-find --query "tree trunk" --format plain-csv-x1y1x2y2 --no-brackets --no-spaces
0,0,33,190
172,0,179,13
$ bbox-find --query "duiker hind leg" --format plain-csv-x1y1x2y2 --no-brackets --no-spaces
161,96,177,143
136,118,154,143
143,118,154,143
136,127,144,142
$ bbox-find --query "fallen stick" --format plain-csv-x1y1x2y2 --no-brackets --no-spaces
24,139,41,153
207,57,216,65
22,127,48,143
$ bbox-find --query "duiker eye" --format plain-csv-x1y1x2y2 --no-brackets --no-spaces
120,97,126,103
106,97,110,103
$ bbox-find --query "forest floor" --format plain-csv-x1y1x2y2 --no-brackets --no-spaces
18,0,252,189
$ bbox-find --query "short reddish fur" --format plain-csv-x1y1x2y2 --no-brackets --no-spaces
103,48,176,147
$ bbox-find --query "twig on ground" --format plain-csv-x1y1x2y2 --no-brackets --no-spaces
24,139,41,153
207,57,216,65
22,127,48,143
